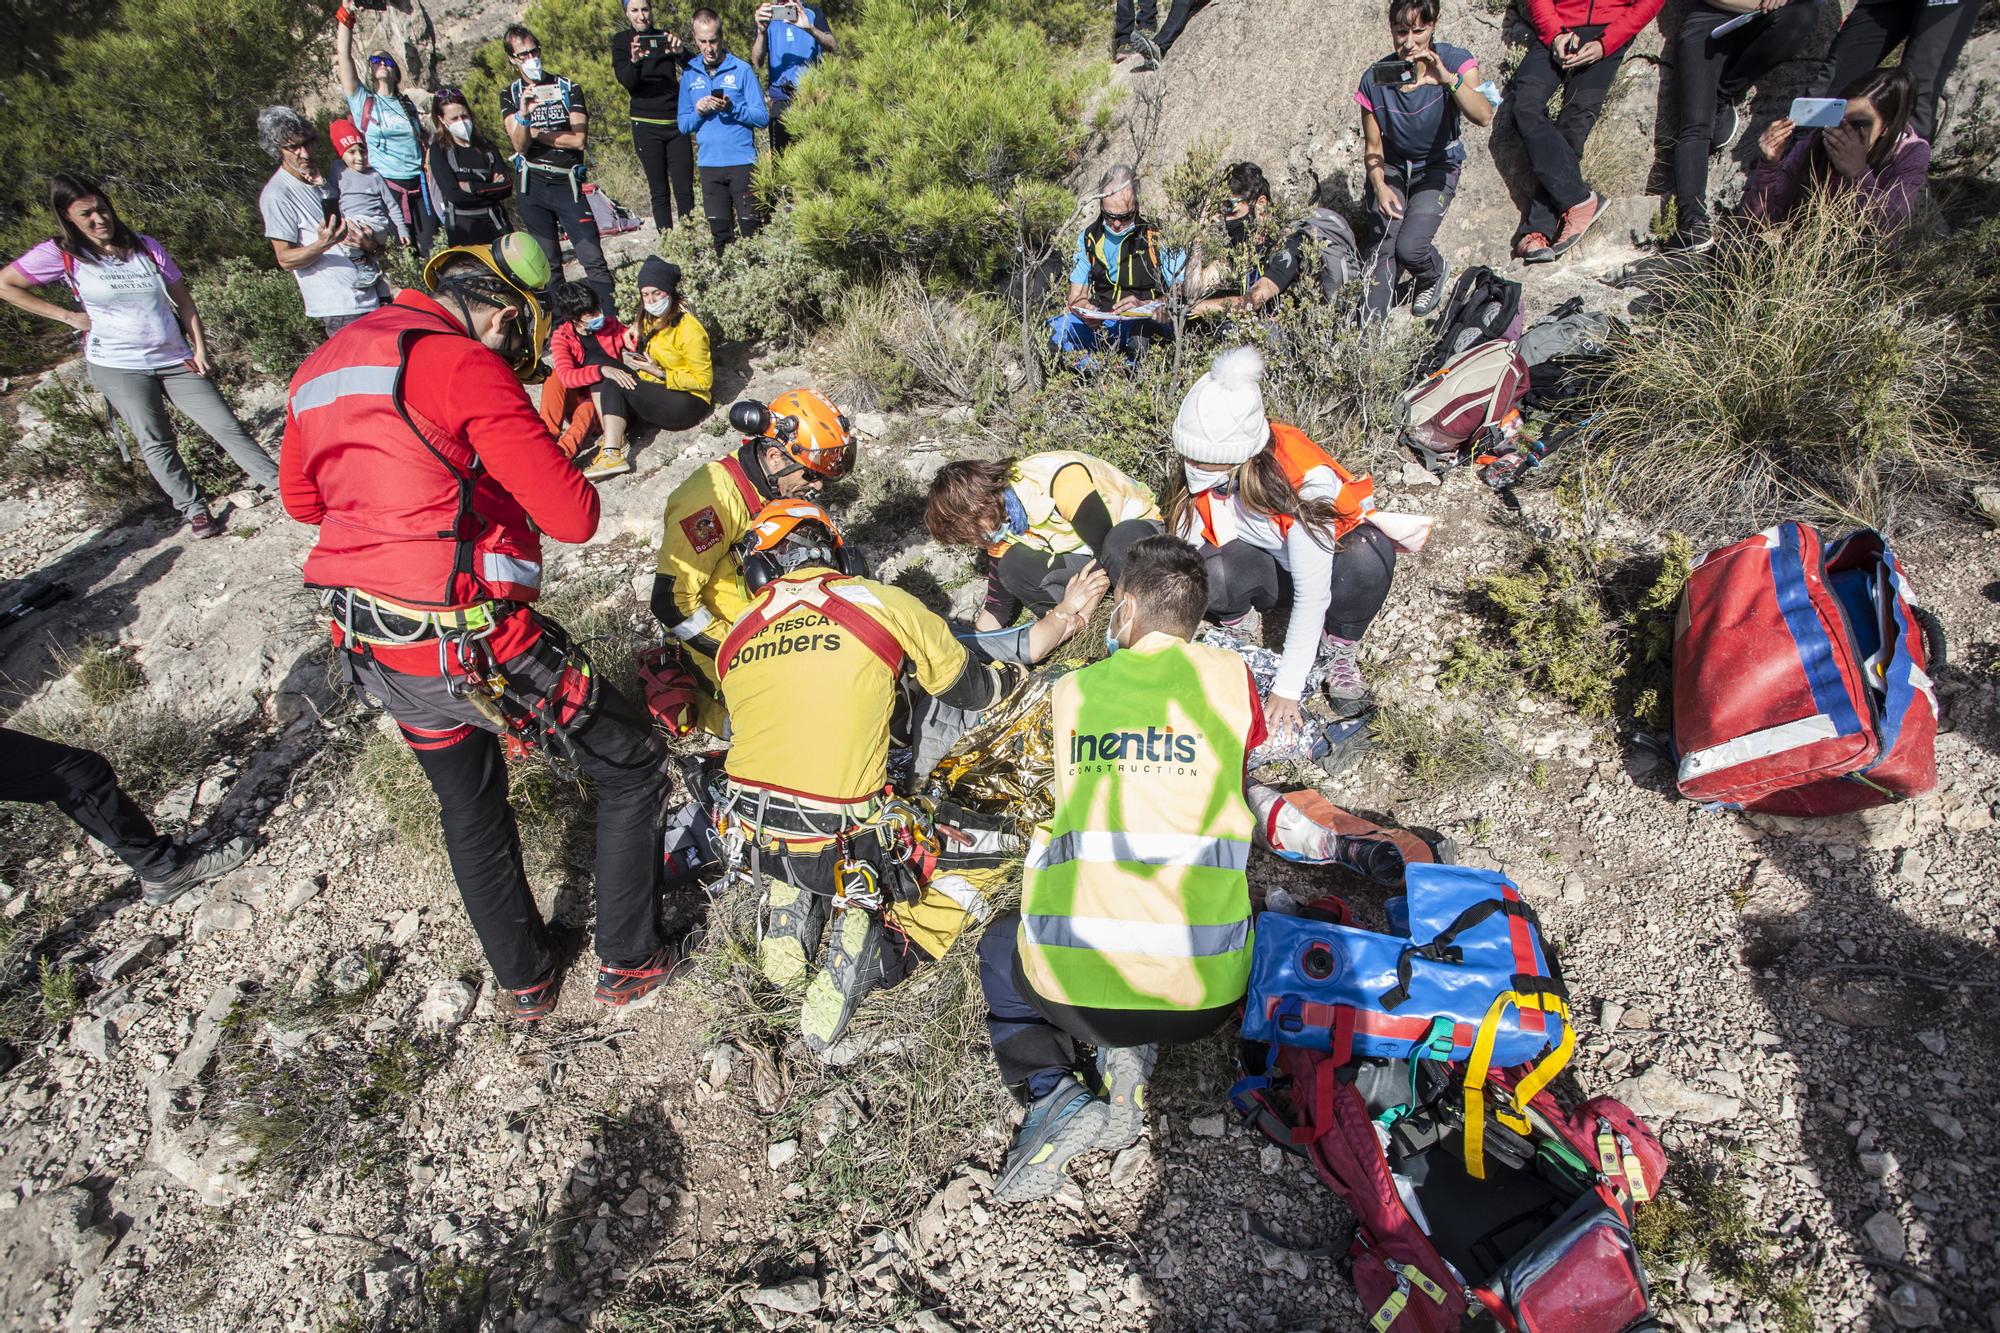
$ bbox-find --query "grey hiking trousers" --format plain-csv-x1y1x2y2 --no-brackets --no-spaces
87,362,280,519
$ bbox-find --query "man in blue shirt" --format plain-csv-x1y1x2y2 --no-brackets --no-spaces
1050,164,1187,366
678,8,772,255
751,1,838,155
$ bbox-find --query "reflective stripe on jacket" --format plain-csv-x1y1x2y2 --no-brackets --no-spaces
1019,633,1260,1012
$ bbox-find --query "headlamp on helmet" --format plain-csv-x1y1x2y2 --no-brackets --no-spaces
729,388,856,481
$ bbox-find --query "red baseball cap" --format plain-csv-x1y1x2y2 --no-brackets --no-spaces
329,119,364,156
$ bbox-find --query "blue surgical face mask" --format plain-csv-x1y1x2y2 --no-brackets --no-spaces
1103,596,1131,656
582,313,605,332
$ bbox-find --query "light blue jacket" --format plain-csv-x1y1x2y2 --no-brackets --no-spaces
677,52,770,168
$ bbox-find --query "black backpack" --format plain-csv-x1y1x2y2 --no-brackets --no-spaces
1415,266,1523,378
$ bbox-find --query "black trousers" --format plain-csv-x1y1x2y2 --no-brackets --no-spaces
978,910,1234,1099
768,95,796,155
518,170,615,312
988,518,1163,616
1509,40,1627,241
348,623,666,989
598,379,712,432
1203,522,1398,641
699,164,760,255
0,727,177,880
1673,3,1821,233
631,118,697,230
1819,0,1985,142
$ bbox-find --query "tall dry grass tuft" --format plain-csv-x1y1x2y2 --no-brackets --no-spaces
815,272,1014,414
1582,195,1979,539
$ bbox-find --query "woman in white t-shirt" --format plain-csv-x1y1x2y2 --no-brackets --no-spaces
0,173,280,539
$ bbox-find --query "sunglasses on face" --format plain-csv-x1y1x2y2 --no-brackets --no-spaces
1102,210,1137,226
511,45,541,58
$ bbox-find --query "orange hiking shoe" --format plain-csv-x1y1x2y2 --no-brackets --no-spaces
1552,191,1604,255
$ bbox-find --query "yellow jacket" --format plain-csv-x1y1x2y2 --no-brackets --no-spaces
636,310,713,403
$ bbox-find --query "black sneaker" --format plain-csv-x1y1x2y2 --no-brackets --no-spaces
140,835,252,906
594,945,685,1007
1711,100,1742,156
1411,262,1451,318
500,969,562,1022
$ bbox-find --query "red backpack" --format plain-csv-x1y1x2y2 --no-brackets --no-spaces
1402,340,1530,474
1235,896,1666,1333
1672,522,1940,815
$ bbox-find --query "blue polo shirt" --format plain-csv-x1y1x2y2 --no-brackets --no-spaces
1353,42,1478,169
677,52,771,167
766,5,825,99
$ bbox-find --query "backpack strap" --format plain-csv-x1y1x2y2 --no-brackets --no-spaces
1376,895,1545,1010
715,576,905,679
1462,986,1575,1181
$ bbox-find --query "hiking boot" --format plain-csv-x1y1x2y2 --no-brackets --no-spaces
1711,99,1742,156
1514,232,1555,265
1320,634,1372,717
800,902,887,1055
188,511,223,539
994,1075,1109,1204
499,969,561,1022
1131,31,1161,61
581,446,632,481
1551,192,1604,255
1094,1044,1157,1153
1411,262,1450,318
1666,216,1715,254
594,945,684,1007
758,875,830,990
139,835,253,906
1315,711,1377,778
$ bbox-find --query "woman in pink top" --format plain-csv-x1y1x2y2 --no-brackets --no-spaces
1745,66,1931,233
0,173,279,538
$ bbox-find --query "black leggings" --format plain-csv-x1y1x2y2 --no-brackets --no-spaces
0,727,177,879
1203,523,1398,640
597,379,712,432
989,518,1163,616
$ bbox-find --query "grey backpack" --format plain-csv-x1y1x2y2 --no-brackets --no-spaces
1296,207,1363,298
1516,297,1620,368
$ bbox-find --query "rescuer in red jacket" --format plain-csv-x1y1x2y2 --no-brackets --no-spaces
281,234,677,1021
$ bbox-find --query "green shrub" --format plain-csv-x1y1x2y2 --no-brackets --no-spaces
814,271,1011,411
1581,195,1978,538
1368,705,1517,789
71,641,147,707
1633,1156,1811,1333
767,0,1102,282
196,257,324,384
0,0,332,275
1,375,149,512
627,205,848,348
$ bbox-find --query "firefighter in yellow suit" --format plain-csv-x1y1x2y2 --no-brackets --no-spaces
714,499,1033,1054
649,389,855,735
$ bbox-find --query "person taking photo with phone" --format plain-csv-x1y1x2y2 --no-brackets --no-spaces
613,0,696,231
1664,0,1819,252
1508,0,1664,262
501,24,616,312
1745,67,1930,232
0,172,281,539
678,8,771,255
750,0,836,154
1356,0,1491,318
334,9,435,256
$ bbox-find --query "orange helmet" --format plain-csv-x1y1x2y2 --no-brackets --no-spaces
727,388,855,480
736,498,859,591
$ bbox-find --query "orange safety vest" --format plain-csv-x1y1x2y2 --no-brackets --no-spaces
1187,422,1375,548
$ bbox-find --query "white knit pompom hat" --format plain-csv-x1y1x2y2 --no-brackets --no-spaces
1171,345,1270,465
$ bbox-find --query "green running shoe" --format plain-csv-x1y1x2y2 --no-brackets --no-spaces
1093,1044,1157,1153
800,902,887,1055
758,875,829,991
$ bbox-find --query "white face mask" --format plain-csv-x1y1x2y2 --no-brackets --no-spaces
643,294,671,317
520,56,544,81
1184,462,1232,495
447,119,473,144
1104,596,1133,655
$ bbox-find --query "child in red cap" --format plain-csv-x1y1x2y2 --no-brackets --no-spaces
328,117,408,285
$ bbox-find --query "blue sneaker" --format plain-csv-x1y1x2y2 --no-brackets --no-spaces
994,1076,1109,1203
1094,1044,1157,1152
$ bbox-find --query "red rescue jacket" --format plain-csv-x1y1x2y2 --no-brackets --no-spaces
1525,0,1663,56
281,290,600,672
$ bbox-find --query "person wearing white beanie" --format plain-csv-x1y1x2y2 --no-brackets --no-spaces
1165,346,1398,738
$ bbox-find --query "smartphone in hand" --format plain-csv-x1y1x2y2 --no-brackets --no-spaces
770,2,803,24
1368,58,1416,86
1789,97,1847,129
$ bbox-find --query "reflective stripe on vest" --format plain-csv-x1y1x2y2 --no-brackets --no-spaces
1004,452,1159,557
293,365,400,414
1018,636,1257,1013
1187,422,1375,549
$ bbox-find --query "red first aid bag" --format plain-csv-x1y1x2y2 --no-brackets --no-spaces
1672,522,1939,816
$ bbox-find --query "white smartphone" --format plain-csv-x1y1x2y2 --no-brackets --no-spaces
1790,97,1847,129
